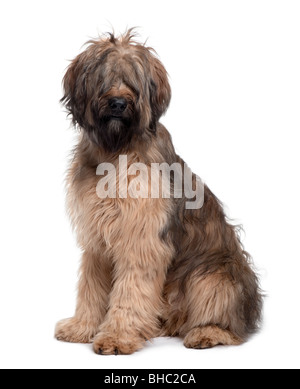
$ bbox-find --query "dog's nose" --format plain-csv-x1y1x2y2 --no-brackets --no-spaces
109,97,128,113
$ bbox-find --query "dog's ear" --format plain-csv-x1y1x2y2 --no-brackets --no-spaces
61,54,87,128
149,57,171,131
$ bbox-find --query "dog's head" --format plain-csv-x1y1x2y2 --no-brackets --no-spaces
61,29,171,152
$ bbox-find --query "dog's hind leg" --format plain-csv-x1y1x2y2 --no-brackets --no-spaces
162,185,262,348
163,269,249,348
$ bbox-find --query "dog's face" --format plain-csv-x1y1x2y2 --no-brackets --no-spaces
61,30,171,152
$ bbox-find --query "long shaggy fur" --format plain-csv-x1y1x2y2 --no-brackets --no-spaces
55,29,262,354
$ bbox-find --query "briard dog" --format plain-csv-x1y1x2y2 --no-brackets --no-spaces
55,29,262,355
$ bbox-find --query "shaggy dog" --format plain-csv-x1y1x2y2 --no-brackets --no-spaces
55,30,262,355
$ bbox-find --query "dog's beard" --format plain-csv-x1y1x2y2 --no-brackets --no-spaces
87,116,136,152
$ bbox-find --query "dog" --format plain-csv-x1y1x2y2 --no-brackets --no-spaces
55,29,262,355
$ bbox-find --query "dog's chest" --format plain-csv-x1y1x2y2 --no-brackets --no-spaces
67,160,170,252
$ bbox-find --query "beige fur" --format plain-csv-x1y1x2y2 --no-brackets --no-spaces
55,30,262,355
56,251,112,343
56,136,175,354
184,325,241,349
162,271,242,338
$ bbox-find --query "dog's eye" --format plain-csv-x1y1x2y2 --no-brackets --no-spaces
124,83,139,99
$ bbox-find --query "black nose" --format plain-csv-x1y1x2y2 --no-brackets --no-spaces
109,97,128,113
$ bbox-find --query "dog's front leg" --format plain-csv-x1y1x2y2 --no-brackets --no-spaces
55,250,112,343
93,227,172,355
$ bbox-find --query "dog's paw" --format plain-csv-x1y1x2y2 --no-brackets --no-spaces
183,325,241,349
184,334,217,349
55,317,97,344
93,332,144,355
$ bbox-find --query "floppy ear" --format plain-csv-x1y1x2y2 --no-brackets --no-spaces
149,57,171,130
60,54,88,128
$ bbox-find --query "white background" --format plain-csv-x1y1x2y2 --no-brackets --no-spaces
0,0,299,369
